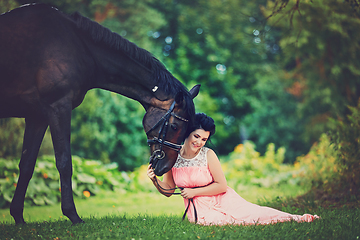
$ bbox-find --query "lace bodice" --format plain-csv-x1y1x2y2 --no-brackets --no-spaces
173,147,209,168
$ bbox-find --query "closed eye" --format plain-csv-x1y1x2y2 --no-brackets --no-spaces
194,134,208,142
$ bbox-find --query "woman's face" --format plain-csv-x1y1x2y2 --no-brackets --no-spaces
185,128,210,152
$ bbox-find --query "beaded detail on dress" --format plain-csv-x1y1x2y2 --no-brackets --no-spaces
173,147,209,168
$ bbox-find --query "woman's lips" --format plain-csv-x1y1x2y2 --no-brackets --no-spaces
192,143,200,148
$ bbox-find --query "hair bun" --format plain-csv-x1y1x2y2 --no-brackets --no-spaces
195,113,215,136
183,113,216,141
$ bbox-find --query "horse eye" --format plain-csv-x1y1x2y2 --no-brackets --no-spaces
171,124,178,131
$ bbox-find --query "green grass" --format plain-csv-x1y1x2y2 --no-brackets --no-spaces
0,208,359,239
0,184,305,223
0,191,185,224
1,186,359,239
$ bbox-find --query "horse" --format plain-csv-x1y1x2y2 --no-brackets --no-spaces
0,3,200,225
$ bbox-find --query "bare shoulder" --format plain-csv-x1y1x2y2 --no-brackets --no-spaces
206,148,226,184
206,148,220,163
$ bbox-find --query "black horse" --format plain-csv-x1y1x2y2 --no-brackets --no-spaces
0,3,200,224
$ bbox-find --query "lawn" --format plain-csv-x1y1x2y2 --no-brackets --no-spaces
0,191,184,224
0,204,359,239
1,185,359,239
0,183,306,224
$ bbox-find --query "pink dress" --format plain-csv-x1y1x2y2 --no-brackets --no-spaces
171,147,319,225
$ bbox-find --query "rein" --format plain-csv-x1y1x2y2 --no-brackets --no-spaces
153,176,214,223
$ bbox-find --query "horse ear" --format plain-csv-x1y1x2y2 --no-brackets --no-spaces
189,84,201,99
175,91,184,105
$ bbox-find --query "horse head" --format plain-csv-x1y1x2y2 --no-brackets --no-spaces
144,84,200,176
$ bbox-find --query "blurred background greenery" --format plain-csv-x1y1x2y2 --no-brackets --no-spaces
0,0,359,207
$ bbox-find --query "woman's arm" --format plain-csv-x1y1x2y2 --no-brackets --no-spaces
180,149,227,199
147,164,176,197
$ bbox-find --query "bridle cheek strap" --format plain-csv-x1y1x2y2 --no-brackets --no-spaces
146,100,188,156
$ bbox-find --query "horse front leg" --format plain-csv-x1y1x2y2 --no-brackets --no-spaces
48,103,84,224
10,117,48,224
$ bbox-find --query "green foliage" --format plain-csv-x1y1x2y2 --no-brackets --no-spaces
147,0,312,163
223,141,300,192
0,156,61,208
0,156,133,208
293,134,339,190
222,133,344,196
149,0,277,155
0,159,18,208
0,118,53,159
243,66,310,162
330,100,360,195
0,0,18,13
264,0,360,143
71,90,148,170
0,119,24,159
289,101,360,200
0,153,167,208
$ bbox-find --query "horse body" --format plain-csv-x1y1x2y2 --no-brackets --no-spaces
0,5,91,118
0,4,153,118
0,4,199,224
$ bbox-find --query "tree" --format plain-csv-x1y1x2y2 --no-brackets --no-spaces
243,65,309,161
147,0,306,161
263,0,360,143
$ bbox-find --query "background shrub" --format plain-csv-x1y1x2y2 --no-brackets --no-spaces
222,141,299,191
0,156,132,208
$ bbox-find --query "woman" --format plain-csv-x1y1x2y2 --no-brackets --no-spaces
147,113,319,225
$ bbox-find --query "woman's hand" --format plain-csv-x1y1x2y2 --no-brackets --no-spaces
181,188,196,199
147,164,156,182
148,164,176,197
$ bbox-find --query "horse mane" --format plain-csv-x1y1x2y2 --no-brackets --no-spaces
69,11,195,124
70,12,186,93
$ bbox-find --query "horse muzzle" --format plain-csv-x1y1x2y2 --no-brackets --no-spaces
149,150,168,176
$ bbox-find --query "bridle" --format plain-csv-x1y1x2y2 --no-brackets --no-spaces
146,100,189,162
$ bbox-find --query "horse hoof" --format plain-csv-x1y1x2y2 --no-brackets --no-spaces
71,219,85,226
15,221,26,225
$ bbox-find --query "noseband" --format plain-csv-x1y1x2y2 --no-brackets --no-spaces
146,101,188,160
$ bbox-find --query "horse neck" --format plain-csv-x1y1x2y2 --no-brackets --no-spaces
87,42,171,108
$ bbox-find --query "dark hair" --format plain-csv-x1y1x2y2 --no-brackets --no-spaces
185,113,216,140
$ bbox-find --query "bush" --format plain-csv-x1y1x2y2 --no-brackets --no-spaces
329,100,360,197
0,156,137,208
222,135,344,196
290,101,360,203
292,133,339,190
222,141,299,190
